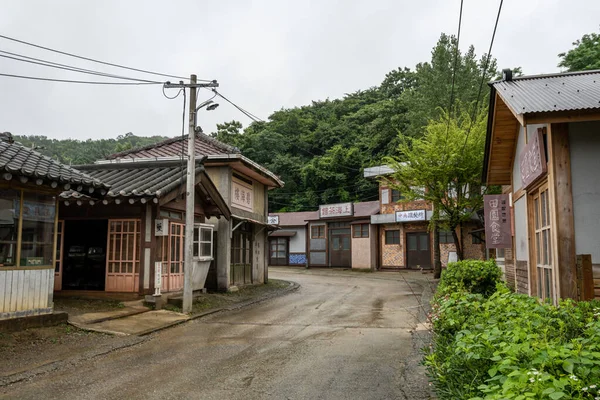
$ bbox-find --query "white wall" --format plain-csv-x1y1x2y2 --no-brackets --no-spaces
289,227,306,253
514,196,529,261
512,126,525,191
569,121,600,264
0,268,54,320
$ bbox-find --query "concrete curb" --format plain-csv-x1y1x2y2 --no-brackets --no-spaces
137,280,301,336
0,336,147,387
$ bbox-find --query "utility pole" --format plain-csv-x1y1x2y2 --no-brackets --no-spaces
164,76,219,313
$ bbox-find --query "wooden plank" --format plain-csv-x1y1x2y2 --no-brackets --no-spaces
549,123,577,300
9,270,18,311
578,255,595,300
0,271,5,313
46,268,53,307
23,269,31,312
3,270,11,313
33,269,41,309
527,110,600,125
40,269,48,308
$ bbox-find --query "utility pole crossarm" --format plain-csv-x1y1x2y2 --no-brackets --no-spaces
163,81,219,89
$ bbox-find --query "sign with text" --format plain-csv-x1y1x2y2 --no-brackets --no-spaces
519,128,547,188
231,179,253,212
484,194,512,248
395,209,426,222
267,215,279,225
319,202,353,218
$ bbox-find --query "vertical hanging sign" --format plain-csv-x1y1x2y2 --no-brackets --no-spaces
519,128,547,188
484,194,512,248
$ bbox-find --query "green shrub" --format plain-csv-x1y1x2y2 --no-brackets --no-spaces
438,259,502,297
425,285,600,400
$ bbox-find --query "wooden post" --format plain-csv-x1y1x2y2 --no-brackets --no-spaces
577,254,594,301
549,123,577,299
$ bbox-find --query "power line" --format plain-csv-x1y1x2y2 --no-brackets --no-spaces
0,72,162,85
211,89,264,122
460,0,503,155
0,33,212,82
441,0,464,160
0,50,161,83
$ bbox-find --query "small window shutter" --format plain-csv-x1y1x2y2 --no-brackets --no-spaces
381,189,389,205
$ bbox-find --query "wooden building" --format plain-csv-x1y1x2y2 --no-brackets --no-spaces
483,69,600,302
1,133,108,320
105,132,283,290
57,158,230,294
267,211,317,266
364,166,485,270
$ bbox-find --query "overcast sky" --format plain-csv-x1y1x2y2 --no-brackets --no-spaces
0,0,598,140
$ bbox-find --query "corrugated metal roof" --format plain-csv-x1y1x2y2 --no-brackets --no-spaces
492,69,600,115
270,211,318,226
0,139,108,191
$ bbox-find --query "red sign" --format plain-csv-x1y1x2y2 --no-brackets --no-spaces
484,194,512,249
519,128,547,188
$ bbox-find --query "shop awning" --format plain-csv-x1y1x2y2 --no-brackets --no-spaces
232,214,279,230
269,231,297,237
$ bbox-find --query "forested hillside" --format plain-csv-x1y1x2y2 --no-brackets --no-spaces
13,132,168,166
212,33,499,212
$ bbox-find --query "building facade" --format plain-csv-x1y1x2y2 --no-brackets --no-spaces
106,132,283,291
267,211,317,266
1,134,109,320
483,69,600,302
365,166,485,270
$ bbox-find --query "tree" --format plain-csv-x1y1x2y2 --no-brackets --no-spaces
384,108,488,278
558,31,600,71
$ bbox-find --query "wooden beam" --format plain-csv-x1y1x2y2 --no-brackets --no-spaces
548,123,577,300
526,110,600,125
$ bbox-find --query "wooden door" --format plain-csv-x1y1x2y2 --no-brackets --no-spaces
161,222,184,292
269,238,288,266
54,220,64,291
329,223,351,267
532,183,554,301
106,219,141,292
406,232,432,269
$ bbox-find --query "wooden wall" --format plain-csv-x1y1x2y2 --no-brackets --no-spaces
0,268,54,319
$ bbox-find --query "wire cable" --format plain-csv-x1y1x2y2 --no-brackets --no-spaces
0,50,161,83
0,72,162,85
211,89,264,122
459,0,503,155
0,33,212,82
441,0,464,160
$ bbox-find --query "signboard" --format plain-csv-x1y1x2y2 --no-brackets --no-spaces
395,209,426,222
319,202,353,218
268,215,279,225
154,262,162,295
484,194,512,248
231,178,253,212
519,128,547,188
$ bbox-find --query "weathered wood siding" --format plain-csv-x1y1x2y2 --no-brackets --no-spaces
0,268,54,319
515,261,529,294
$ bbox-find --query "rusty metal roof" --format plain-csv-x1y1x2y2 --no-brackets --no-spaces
492,69,600,116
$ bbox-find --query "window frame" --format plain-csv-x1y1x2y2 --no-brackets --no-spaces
390,189,403,203
531,182,554,302
385,230,400,245
192,223,214,261
439,230,454,244
352,224,369,238
311,225,325,239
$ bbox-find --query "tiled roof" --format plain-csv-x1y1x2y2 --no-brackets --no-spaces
106,132,239,160
63,159,203,199
270,211,318,226
0,139,108,191
492,69,600,116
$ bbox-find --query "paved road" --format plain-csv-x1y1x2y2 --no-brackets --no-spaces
1,268,433,400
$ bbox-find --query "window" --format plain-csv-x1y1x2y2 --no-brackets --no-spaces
472,234,482,244
159,209,183,220
19,192,56,267
439,230,454,244
532,183,553,302
385,230,400,245
391,189,403,202
352,224,369,238
0,189,20,267
193,224,213,259
311,225,325,239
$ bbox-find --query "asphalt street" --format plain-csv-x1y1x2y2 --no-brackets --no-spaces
1,268,433,400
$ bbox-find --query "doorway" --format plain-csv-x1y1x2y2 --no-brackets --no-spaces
62,220,108,290
329,222,351,267
269,237,288,266
406,232,432,269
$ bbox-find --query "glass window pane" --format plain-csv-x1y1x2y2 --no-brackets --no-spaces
19,192,56,266
408,235,417,251
537,267,543,298
201,243,211,257
342,237,350,250
332,237,340,250
545,268,552,300
543,230,549,265
201,228,211,242
420,234,429,251
193,243,199,257
534,198,540,229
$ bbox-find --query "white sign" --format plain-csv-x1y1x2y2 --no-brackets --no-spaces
154,262,162,295
232,178,253,212
395,209,426,222
268,215,279,225
447,251,458,264
319,202,353,218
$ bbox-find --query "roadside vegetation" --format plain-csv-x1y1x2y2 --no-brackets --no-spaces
426,260,600,399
